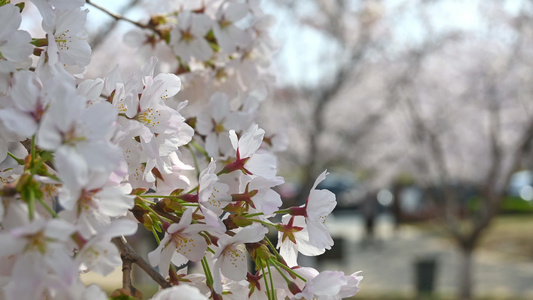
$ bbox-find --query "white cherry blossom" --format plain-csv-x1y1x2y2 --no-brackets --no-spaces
170,11,213,62
212,223,268,293
148,209,208,278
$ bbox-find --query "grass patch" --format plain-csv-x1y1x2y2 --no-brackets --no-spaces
406,215,533,261
478,215,533,260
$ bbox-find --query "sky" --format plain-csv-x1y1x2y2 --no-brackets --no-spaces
19,0,528,86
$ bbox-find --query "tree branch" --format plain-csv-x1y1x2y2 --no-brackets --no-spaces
86,0,160,35
112,236,171,289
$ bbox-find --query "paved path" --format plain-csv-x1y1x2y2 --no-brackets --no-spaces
313,213,533,299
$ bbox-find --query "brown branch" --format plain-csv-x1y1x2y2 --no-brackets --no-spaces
86,0,160,35
89,0,143,50
112,236,171,289
120,255,137,295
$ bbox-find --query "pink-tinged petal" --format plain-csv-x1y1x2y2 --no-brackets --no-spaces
77,78,104,100
78,141,122,173
5,253,46,299
297,239,326,257
253,189,282,216
176,232,207,262
141,56,158,80
55,146,88,189
46,244,79,286
339,271,363,298
219,245,248,281
0,234,26,257
83,284,108,300
190,38,213,62
153,73,181,99
224,3,248,22
245,152,277,179
148,244,163,267
311,271,347,296
82,101,117,140
44,219,76,241
229,130,239,151
279,238,298,267
209,92,231,123
233,223,268,244
156,242,176,278
311,170,329,190
104,65,122,93
238,124,264,158
201,182,231,214
190,13,212,37
246,175,284,191
152,284,208,300
1,31,32,62
101,218,138,239
306,220,334,250
307,189,336,219
0,109,38,137
54,8,88,35
96,187,134,217
170,252,188,267
199,205,226,231
212,259,224,294
10,71,42,112
0,4,23,36
179,208,194,227
204,133,219,158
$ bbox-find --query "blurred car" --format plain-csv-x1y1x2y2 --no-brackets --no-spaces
315,173,366,212
508,170,533,201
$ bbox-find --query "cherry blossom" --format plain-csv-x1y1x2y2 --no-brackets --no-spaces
151,284,208,300
213,3,251,53
170,11,213,62
148,209,209,278
212,223,268,293
227,124,278,179
277,215,325,267
289,170,336,250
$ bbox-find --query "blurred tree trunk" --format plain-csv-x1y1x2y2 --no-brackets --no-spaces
457,245,474,300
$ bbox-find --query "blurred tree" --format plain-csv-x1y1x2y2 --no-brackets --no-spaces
394,2,533,298
266,0,533,299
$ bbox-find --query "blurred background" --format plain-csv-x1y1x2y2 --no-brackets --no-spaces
22,0,533,299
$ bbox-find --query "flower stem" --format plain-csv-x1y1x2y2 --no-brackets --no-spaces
7,152,24,165
269,258,291,283
245,212,265,218
152,228,161,245
271,259,306,282
37,197,57,218
201,257,214,287
249,219,276,228
186,144,201,179
28,187,35,221
259,259,273,300
30,135,36,170
190,140,210,161
266,259,276,300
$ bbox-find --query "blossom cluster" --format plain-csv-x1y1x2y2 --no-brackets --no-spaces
0,0,362,299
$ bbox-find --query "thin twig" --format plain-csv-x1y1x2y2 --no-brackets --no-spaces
86,0,159,35
112,236,171,289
